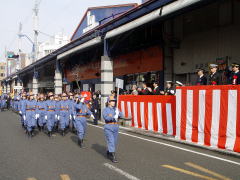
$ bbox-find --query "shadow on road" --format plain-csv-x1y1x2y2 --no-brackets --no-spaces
91,143,108,159
70,135,78,145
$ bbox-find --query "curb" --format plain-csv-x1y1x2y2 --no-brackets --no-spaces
88,120,240,158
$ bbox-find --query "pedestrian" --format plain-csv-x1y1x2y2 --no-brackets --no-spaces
91,93,100,125
228,63,240,85
74,95,94,148
59,93,71,136
131,85,138,95
196,69,207,85
36,94,46,132
102,96,123,163
208,64,222,85
19,93,27,129
141,82,151,95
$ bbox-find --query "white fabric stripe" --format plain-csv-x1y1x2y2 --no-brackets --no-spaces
121,101,125,117
140,102,145,129
148,103,153,131
157,103,163,133
210,90,221,148
127,101,132,118
186,90,193,142
198,90,206,145
225,90,237,150
166,103,173,135
133,102,138,128
176,89,182,139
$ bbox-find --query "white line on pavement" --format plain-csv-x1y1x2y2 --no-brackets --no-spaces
88,124,240,166
103,163,140,180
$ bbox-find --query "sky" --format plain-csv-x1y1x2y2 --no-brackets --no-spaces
0,0,141,62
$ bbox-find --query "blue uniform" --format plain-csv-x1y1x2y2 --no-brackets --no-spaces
36,101,47,128
102,107,122,153
68,99,75,129
24,100,37,132
45,100,57,132
59,100,71,130
74,102,92,140
19,98,27,127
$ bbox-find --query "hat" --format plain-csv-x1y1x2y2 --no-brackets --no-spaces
232,63,239,68
108,95,116,102
196,68,204,72
175,81,183,86
29,92,34,96
48,92,54,97
209,64,218,68
166,81,173,85
61,93,67,97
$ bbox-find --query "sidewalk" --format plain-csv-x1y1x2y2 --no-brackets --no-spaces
88,119,240,158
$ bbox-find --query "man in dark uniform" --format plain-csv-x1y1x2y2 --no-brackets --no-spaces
196,69,207,85
208,64,222,85
228,63,240,85
152,82,160,95
91,93,100,125
164,81,175,95
141,82,151,95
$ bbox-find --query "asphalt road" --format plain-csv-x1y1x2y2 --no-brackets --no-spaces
0,110,240,180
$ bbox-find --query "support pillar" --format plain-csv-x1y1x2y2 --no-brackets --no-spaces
32,70,39,95
7,82,10,94
100,55,113,120
3,84,7,94
54,60,63,95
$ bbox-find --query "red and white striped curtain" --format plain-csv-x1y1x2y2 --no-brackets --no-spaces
118,95,176,136
176,86,240,153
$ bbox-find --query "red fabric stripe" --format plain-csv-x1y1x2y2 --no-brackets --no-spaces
125,101,129,118
180,89,187,140
153,103,158,132
217,90,229,149
137,102,142,128
144,102,149,130
192,89,199,143
162,103,168,134
204,90,213,146
234,89,240,152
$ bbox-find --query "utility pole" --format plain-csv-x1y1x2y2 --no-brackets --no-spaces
33,0,40,62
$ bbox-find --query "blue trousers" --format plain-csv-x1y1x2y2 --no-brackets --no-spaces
75,117,87,139
46,112,55,132
59,112,69,130
26,111,36,132
38,112,46,127
104,124,119,153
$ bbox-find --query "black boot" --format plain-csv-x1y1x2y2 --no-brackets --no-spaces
106,151,110,158
31,130,35,137
78,138,84,148
110,152,118,163
48,131,52,137
38,126,42,132
28,131,32,138
61,129,65,136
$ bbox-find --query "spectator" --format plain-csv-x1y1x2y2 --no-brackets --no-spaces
152,82,160,95
141,82,152,95
196,69,207,85
131,85,138,95
164,81,175,95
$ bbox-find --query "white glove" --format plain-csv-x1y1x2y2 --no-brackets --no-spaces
69,114,72,119
23,115,26,120
73,115,76,119
114,114,118,119
37,114,39,118
55,114,58,119
115,109,119,117
94,109,97,113
19,111,22,115
35,114,38,119
58,115,60,120
91,114,95,119
45,115,47,120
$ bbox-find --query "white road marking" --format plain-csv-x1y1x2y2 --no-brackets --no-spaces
88,124,240,166
103,163,140,180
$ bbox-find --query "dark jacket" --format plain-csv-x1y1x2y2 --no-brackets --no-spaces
228,71,240,85
141,88,151,95
208,72,222,85
196,75,207,85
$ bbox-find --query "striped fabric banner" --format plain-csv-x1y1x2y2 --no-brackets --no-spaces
176,85,240,153
118,95,176,136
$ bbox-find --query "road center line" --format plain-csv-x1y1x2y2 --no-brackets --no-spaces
88,124,240,166
103,163,140,180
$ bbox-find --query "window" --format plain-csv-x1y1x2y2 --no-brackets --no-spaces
0,73,5,77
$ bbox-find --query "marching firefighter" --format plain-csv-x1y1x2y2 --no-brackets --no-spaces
24,92,38,137
208,64,222,85
102,96,123,163
68,92,75,132
228,63,240,85
54,94,60,133
59,93,71,136
74,95,94,148
19,93,27,129
36,94,46,132
45,92,57,137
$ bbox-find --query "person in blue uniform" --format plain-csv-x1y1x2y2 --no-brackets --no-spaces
23,92,37,137
45,92,57,137
54,94,60,133
74,95,94,148
102,96,123,163
59,93,71,136
19,93,27,129
68,92,75,132
227,63,240,85
195,69,207,85
36,94,46,132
